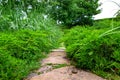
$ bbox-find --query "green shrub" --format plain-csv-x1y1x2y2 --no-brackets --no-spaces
93,19,120,29
0,28,61,80
64,26,120,77
0,50,26,80
0,2,62,79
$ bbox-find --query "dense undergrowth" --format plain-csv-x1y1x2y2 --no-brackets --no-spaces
0,2,62,79
64,19,120,79
0,12,62,80
1,1,120,80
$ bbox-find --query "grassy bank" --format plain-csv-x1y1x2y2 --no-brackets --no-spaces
0,9,62,80
63,20,120,80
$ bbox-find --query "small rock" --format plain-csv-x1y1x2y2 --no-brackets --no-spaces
72,68,78,74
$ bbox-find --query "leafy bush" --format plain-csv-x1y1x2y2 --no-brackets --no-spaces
0,28,61,80
0,1,62,80
64,26,120,78
93,19,120,29
0,50,27,80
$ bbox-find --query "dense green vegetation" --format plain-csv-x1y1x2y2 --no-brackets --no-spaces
0,28,61,80
0,1,62,80
48,0,100,27
1,0,120,80
64,19,120,79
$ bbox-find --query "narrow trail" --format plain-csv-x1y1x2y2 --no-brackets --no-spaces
25,48,106,80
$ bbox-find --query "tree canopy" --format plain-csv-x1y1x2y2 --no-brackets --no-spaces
48,0,100,27
0,0,100,27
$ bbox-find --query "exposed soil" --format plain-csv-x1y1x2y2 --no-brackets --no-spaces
25,48,106,80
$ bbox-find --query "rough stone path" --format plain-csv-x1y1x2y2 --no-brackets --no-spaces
25,48,106,80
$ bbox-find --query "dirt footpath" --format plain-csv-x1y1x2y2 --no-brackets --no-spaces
25,48,106,80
